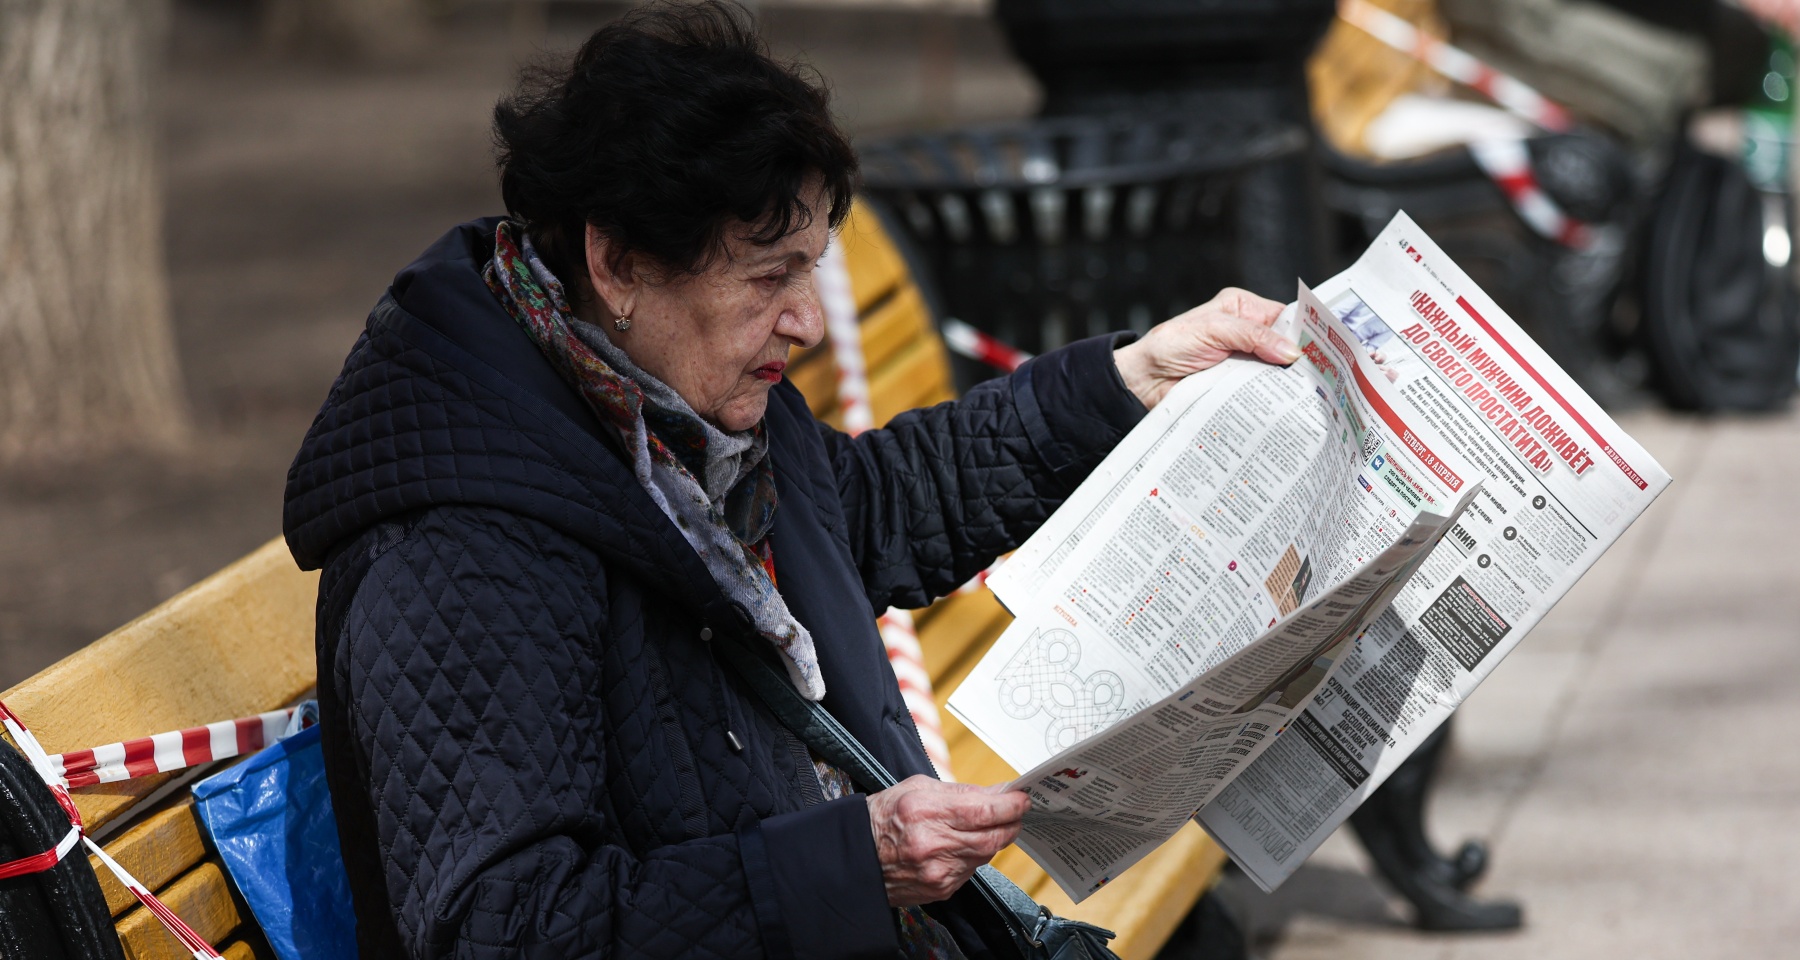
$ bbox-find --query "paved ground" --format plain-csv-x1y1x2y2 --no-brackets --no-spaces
1216,406,1800,958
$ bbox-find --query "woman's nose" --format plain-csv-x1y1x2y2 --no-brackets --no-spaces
779,286,825,350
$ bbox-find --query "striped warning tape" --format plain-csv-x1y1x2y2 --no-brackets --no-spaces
1467,140,1595,248
951,560,1001,597
878,609,957,779
0,699,310,959
47,708,296,790
941,318,1034,373
0,699,89,844
816,237,876,435
1337,0,1595,248
0,821,81,881
86,836,222,960
1338,0,1573,133
816,235,955,780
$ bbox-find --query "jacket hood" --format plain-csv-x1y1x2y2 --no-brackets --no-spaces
283,219,714,605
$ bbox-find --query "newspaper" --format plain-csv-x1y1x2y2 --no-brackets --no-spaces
948,266,1484,900
946,213,1671,900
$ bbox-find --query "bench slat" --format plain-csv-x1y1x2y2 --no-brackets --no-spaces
92,802,209,917
791,280,948,432
867,337,955,426
114,861,241,960
1033,825,1229,960
784,346,836,420
913,589,1012,687
912,381,957,411
858,283,931,377
0,539,318,835
840,202,909,316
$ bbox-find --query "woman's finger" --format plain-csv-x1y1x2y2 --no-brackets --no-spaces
1204,314,1300,365
1242,294,1286,327
1210,287,1285,326
971,820,1025,855
942,789,1032,830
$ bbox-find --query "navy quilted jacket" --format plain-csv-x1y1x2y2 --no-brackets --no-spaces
283,220,1146,960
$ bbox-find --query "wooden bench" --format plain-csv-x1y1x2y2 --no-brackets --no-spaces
0,198,1224,960
0,539,316,960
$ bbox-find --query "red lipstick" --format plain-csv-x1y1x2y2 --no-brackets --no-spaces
752,360,786,383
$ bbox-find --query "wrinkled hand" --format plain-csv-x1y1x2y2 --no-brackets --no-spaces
866,775,1032,906
1113,287,1298,410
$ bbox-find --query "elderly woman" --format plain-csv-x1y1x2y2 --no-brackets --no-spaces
283,4,1296,958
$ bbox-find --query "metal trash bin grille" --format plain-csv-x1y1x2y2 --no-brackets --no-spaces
860,116,1305,386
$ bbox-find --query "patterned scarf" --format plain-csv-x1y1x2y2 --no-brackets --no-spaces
483,221,827,700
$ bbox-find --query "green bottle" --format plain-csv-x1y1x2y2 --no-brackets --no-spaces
1743,32,1795,193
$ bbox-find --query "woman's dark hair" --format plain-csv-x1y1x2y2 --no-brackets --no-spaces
494,1,858,288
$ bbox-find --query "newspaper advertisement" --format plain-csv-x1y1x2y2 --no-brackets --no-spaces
947,273,1485,901
1189,213,1672,890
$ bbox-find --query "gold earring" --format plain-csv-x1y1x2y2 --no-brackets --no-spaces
614,314,632,332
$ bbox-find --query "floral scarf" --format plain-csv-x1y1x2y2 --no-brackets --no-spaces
483,220,827,700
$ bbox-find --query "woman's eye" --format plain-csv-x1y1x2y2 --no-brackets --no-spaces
758,271,786,288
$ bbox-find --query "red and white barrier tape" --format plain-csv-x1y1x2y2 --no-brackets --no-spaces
941,318,1033,373
816,236,955,780
0,700,87,837
1338,0,1573,133
0,699,308,959
86,836,222,960
1337,0,1595,248
877,609,956,779
1468,139,1595,248
47,708,295,790
816,238,876,435
951,560,1001,597
0,721,84,882
0,821,82,881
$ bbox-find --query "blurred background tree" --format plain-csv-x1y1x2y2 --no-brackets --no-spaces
0,0,189,463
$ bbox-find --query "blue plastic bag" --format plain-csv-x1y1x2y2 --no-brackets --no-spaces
192,713,356,960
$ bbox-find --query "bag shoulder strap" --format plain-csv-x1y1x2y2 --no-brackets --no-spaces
709,633,1072,957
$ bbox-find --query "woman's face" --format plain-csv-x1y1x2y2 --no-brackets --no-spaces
587,190,829,432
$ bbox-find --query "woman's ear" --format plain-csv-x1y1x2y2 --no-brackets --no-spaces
584,222,637,318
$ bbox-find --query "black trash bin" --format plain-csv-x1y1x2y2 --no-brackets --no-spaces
859,115,1305,389
995,0,1339,299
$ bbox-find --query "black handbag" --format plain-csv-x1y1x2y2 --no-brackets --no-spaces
0,739,125,960
710,629,1122,960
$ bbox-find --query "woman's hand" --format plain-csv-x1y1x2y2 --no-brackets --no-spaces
1113,287,1299,410
866,775,1032,906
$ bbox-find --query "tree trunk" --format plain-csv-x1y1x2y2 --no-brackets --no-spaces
0,0,188,463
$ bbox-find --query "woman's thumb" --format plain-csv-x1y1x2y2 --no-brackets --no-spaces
1211,314,1300,365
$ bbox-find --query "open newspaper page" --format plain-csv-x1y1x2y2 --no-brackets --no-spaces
947,281,1482,901
1193,213,1673,890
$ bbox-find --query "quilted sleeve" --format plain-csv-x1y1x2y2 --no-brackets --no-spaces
337,508,889,959
823,333,1146,610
